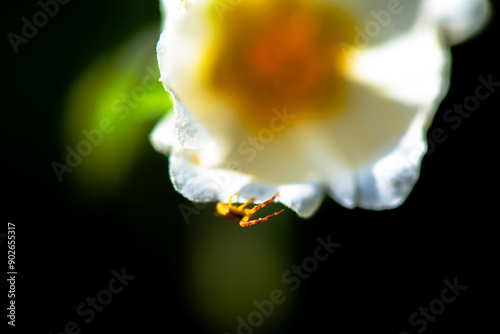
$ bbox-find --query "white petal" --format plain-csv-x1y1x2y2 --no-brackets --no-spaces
169,146,325,218
237,182,325,218
149,91,215,155
326,83,417,167
170,93,214,150
160,0,194,27
331,0,421,44
157,3,244,155
149,112,176,154
169,147,248,202
154,0,491,216
349,21,449,108
321,14,451,209
421,0,491,45
157,1,213,92
276,183,325,218
355,112,429,209
302,86,417,209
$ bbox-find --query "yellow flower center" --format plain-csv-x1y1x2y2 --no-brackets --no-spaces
203,0,356,132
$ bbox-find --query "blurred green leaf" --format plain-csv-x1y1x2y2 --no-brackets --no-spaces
62,24,172,198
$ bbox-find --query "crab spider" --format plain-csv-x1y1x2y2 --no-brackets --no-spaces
215,193,285,227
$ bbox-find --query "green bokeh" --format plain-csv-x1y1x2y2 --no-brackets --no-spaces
61,25,172,198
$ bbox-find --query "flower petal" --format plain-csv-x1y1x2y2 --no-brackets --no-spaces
322,83,418,167
150,112,176,154
319,10,451,209
349,20,449,108
302,84,418,209
277,183,325,218
169,145,325,218
421,0,491,45
335,0,421,44
354,112,429,209
153,0,491,216
170,93,213,150
169,147,251,202
238,182,325,218
149,91,215,155
160,0,192,27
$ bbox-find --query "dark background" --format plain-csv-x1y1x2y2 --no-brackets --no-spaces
3,1,499,333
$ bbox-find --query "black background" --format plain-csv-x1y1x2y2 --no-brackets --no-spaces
3,1,499,333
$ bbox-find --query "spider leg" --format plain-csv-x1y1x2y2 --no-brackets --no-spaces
240,209,285,227
247,193,279,214
237,198,255,211
228,193,238,207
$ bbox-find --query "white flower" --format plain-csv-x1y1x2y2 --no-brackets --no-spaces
150,0,491,217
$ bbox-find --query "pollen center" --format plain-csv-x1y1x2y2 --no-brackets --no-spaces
204,0,355,132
